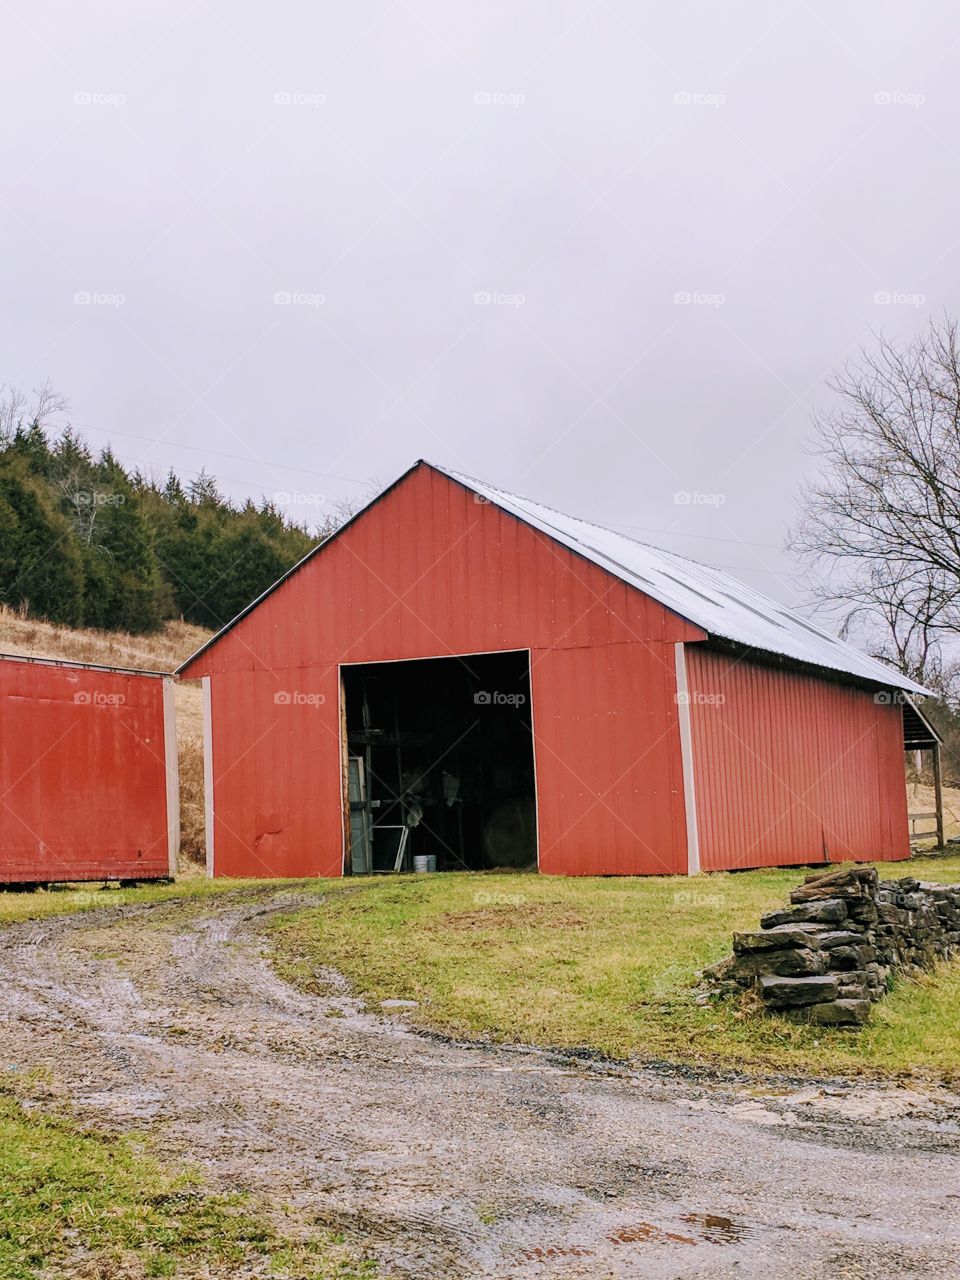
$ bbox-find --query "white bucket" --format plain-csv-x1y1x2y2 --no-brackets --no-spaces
413,854,438,873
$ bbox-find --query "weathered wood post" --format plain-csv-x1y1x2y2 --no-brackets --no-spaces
933,741,945,849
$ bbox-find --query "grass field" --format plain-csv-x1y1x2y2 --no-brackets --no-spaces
271,855,960,1082
0,1085,378,1280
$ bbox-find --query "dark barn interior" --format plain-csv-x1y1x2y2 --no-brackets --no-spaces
342,650,536,873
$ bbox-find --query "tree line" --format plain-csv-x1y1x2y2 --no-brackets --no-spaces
0,388,326,634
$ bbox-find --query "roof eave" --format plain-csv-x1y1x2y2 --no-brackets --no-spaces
697,631,934,699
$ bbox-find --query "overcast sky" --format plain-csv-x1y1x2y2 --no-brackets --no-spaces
3,2,957,612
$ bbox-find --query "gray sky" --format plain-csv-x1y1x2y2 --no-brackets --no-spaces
3,1,957,612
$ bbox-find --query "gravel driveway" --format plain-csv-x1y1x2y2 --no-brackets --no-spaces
2,888,959,1279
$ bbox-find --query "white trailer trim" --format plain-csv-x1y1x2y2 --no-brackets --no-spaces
202,676,214,878
674,642,701,876
162,677,180,878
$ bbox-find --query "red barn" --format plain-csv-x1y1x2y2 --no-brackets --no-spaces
0,654,178,884
178,461,930,879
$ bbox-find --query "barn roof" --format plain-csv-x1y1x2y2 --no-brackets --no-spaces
434,464,930,696
178,459,931,695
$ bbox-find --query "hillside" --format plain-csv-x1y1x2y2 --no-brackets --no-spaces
0,417,319,637
0,607,212,863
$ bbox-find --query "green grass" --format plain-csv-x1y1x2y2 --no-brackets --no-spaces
271,855,960,1082
0,1086,378,1280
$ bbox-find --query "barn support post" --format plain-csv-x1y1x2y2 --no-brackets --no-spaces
202,676,214,877
933,741,945,849
674,643,701,876
162,677,180,878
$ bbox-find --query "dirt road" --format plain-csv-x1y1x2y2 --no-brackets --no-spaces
2,888,959,1278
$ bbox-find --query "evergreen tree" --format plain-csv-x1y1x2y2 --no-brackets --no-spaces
0,387,325,633
0,452,84,624
84,451,164,631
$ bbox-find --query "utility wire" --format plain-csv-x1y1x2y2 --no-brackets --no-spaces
62,421,790,563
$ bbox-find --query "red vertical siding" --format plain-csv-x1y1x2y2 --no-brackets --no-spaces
186,465,702,877
684,646,909,870
0,659,172,883
531,643,687,875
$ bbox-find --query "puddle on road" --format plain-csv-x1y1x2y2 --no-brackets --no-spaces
679,1212,757,1244
520,1245,595,1261
606,1212,758,1249
517,1212,755,1264
608,1222,697,1246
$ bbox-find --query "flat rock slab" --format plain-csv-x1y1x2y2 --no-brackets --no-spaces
818,929,868,949
759,974,840,1006
734,926,823,954
761,899,848,929
802,998,873,1026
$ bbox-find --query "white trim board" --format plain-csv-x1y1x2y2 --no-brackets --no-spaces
674,643,701,876
202,676,214,878
162,678,180,878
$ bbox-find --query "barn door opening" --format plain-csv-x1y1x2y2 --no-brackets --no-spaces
341,650,537,873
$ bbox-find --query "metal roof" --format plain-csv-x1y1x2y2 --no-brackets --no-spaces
433,464,932,697
178,459,931,696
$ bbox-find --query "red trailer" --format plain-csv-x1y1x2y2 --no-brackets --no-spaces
0,654,178,885
178,461,930,879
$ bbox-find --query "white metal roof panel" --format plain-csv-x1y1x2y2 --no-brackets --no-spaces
435,464,930,696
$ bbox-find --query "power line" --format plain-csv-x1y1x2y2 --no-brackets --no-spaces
61,422,790,562
604,518,782,552
70,421,368,487
107,450,327,500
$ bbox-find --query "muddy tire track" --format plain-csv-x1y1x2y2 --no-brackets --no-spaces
1,889,959,1278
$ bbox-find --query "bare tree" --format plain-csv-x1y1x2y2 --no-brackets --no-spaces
0,379,68,442
792,316,960,699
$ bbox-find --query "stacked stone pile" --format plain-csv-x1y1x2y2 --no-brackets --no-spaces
703,865,960,1026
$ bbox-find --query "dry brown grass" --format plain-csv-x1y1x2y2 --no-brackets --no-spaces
0,606,213,868
0,604,209,673
178,736,206,865
907,779,960,847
